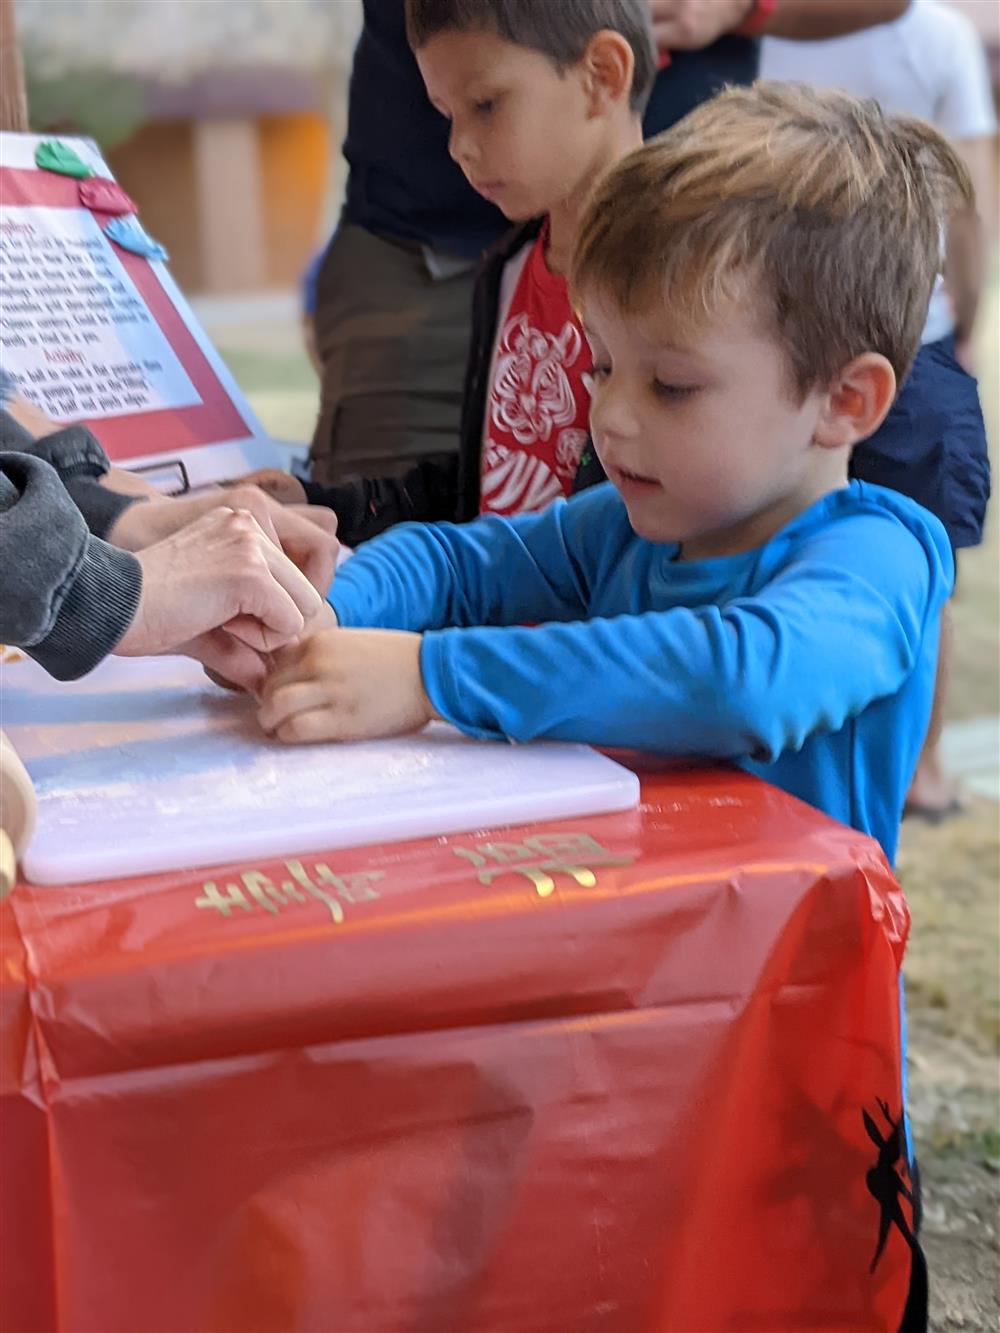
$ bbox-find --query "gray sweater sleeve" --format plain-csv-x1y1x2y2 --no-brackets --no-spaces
0,452,142,680
0,412,141,539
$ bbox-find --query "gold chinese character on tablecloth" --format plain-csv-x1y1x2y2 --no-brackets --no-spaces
195,859,383,925
453,833,633,898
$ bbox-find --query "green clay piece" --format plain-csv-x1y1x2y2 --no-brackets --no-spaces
35,140,94,179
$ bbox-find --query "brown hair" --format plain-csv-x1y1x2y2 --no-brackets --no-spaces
572,81,974,393
405,0,656,114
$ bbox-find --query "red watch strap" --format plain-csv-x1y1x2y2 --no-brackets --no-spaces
736,0,778,37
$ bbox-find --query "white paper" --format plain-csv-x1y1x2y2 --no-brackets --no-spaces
0,133,111,176
0,205,202,421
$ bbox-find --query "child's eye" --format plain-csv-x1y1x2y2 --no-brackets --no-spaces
473,97,497,116
653,380,699,402
589,363,611,383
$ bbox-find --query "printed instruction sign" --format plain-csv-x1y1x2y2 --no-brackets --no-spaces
0,131,279,486
0,206,201,422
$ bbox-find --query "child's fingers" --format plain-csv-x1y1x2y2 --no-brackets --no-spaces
256,657,314,707
257,681,334,734
271,708,347,745
260,628,342,699
265,635,313,677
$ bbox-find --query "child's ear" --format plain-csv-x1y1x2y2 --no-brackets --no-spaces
583,31,634,114
813,353,897,451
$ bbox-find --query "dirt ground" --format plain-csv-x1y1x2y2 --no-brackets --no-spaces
899,798,999,1330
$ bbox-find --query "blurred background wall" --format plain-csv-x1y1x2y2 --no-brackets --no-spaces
16,0,362,294
13,0,997,297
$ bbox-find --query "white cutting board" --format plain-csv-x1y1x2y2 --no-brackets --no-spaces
2,655,639,885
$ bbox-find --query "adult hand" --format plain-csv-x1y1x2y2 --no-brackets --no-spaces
202,600,338,694
647,0,751,52
101,466,163,499
239,468,309,505
114,508,324,689
257,628,432,743
108,484,338,596
182,629,273,696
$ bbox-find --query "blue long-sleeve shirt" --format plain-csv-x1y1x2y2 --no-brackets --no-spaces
329,482,953,862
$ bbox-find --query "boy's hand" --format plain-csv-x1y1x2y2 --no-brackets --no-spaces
257,628,433,743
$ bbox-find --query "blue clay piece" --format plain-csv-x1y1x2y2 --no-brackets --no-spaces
104,214,168,261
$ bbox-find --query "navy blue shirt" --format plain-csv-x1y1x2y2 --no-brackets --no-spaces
340,0,758,259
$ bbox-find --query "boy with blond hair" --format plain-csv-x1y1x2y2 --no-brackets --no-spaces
259,83,966,869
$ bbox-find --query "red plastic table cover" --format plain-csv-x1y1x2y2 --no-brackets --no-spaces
0,763,915,1333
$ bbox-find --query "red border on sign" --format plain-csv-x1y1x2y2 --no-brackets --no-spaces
0,166,253,461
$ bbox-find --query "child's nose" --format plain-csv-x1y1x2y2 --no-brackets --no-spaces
590,380,639,441
448,122,476,169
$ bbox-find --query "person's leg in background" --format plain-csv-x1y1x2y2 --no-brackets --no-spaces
309,224,475,487
908,598,956,818
850,335,991,819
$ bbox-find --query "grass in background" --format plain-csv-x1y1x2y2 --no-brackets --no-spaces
218,343,319,447
949,259,999,720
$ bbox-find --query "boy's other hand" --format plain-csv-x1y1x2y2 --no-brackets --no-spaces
257,628,432,744
108,485,338,596
647,0,751,51
238,469,308,506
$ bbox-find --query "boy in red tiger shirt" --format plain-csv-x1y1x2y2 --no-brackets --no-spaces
246,0,655,539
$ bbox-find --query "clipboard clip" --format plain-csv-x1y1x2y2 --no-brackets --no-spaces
129,459,191,496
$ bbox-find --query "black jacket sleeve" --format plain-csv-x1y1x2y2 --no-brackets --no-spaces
301,455,460,546
0,413,141,539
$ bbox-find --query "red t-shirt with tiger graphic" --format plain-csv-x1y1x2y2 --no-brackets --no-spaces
480,225,592,517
